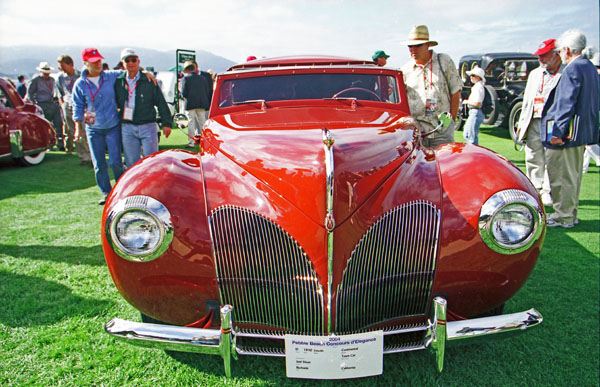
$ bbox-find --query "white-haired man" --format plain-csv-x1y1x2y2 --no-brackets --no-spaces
541,29,600,228
516,38,564,206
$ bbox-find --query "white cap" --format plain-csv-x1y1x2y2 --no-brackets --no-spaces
120,48,137,61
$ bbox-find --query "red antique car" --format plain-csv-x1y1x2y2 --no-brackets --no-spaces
102,56,545,379
0,77,55,166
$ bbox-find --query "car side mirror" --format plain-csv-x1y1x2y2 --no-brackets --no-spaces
437,112,453,129
173,113,189,129
422,112,453,138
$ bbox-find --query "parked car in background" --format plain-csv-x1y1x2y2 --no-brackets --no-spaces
102,56,545,379
459,53,539,140
0,77,55,166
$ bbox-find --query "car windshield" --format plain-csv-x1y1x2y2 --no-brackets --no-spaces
218,73,399,107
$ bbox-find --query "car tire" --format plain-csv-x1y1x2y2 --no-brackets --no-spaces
15,151,46,167
482,85,499,126
508,101,523,142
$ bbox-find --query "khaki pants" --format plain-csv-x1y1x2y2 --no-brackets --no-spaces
524,118,550,196
63,104,91,161
421,120,455,148
186,108,207,145
546,146,585,224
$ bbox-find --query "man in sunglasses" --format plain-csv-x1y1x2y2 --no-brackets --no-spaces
114,48,172,168
401,25,462,147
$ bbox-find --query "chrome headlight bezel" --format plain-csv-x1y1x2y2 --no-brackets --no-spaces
105,195,173,262
479,189,544,254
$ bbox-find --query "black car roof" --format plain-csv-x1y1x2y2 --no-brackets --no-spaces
459,53,538,73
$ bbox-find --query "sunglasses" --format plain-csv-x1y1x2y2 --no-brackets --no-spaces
124,57,138,63
410,43,427,48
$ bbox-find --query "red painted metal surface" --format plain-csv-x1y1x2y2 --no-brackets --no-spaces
0,78,55,158
102,58,544,328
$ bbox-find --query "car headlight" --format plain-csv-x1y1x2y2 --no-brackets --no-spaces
105,195,173,262
479,189,544,254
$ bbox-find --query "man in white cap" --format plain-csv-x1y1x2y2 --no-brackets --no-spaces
114,48,172,168
401,25,463,147
516,38,563,206
462,66,486,145
27,61,64,150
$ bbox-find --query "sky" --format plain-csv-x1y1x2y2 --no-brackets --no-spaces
0,0,598,68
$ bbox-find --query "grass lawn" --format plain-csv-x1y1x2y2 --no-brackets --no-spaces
0,126,598,386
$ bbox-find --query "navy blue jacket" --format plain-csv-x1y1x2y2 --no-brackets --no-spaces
181,71,212,110
541,55,599,149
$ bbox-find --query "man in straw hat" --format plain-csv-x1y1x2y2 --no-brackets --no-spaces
401,25,462,147
27,61,64,150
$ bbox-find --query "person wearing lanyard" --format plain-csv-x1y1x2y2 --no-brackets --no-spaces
57,54,91,164
72,47,126,205
462,66,486,145
401,25,463,148
27,61,65,150
516,39,563,207
114,48,172,168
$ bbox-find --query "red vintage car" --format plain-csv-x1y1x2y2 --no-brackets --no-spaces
0,77,55,166
102,56,545,379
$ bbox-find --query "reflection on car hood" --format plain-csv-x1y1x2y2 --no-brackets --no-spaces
205,107,418,226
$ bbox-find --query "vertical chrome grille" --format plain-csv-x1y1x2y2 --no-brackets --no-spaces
335,201,440,333
210,206,324,334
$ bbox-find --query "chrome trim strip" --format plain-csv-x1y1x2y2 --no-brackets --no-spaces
323,127,335,334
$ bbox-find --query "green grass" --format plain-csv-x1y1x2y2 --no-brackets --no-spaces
1,127,598,386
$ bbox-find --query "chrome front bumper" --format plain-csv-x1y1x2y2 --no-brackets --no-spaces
105,298,542,377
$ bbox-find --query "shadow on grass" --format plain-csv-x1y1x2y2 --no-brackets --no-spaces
0,152,98,200
480,124,511,140
0,244,106,266
0,271,114,327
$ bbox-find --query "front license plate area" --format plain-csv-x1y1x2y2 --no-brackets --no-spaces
284,331,383,379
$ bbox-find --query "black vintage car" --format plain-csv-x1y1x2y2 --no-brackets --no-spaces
459,53,539,140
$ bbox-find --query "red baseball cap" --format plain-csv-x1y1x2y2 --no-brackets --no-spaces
82,48,104,63
533,39,556,56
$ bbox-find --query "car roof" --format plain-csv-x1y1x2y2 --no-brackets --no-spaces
459,53,539,73
228,55,378,71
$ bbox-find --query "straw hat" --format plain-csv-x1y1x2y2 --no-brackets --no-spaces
403,25,438,47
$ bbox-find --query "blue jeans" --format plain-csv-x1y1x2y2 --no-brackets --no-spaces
86,125,124,195
463,108,484,145
122,122,159,167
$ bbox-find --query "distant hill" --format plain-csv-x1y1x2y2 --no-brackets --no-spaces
0,45,236,78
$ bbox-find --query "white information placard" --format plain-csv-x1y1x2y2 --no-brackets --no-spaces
284,330,383,379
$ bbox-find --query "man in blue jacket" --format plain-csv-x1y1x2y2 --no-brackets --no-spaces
541,29,600,228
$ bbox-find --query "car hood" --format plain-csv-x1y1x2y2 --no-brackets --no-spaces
203,106,419,227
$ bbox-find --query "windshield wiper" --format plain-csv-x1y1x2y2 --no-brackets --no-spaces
232,99,267,106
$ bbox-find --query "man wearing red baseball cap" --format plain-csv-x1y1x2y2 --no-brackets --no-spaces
515,38,564,208
72,47,125,204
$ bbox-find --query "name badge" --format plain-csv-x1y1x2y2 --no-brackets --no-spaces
533,97,544,118
123,106,134,121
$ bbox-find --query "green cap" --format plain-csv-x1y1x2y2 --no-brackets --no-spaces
372,50,390,61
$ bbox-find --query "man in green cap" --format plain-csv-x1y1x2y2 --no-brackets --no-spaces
372,50,390,67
